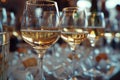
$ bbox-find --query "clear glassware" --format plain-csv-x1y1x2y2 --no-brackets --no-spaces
9,69,34,80
60,7,87,79
82,46,117,80
104,19,114,49
86,12,105,47
0,32,9,80
21,1,60,80
43,43,72,80
84,12,106,80
0,7,19,49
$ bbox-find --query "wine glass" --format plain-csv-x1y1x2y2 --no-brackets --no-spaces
21,1,60,80
0,32,10,80
60,7,87,79
103,19,115,49
84,12,106,79
86,12,105,47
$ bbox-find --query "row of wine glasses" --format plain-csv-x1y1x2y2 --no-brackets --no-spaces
60,7,106,80
20,0,107,80
0,0,119,80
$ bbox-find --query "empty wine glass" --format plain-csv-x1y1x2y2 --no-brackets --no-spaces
60,7,87,79
21,1,60,80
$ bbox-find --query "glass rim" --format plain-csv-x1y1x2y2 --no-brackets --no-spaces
87,12,104,16
62,7,85,11
26,0,57,6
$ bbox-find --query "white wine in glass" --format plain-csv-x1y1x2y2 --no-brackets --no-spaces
87,12,105,47
87,27,104,47
21,29,60,50
21,1,60,80
60,7,87,79
61,28,87,50
84,12,106,80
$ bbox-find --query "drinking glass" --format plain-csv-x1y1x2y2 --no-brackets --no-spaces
84,12,106,80
0,7,19,52
86,12,105,47
0,32,9,80
21,1,60,80
60,7,87,79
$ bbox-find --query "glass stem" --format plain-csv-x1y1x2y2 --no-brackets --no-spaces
37,50,46,80
72,50,76,77
38,57,44,80
70,44,77,79
69,44,76,79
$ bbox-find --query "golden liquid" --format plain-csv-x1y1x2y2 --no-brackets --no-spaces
21,30,60,50
87,27,104,41
61,28,87,48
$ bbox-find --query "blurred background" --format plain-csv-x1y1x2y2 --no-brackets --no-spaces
0,0,120,30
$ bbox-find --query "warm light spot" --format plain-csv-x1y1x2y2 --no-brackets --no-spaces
89,30,96,38
1,0,7,3
13,31,18,37
91,31,95,35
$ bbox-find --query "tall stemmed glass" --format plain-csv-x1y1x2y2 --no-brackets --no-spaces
60,7,87,79
87,12,105,47
85,12,105,80
21,1,60,80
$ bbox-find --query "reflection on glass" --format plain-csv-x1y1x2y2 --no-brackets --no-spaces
60,7,87,79
21,1,60,80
